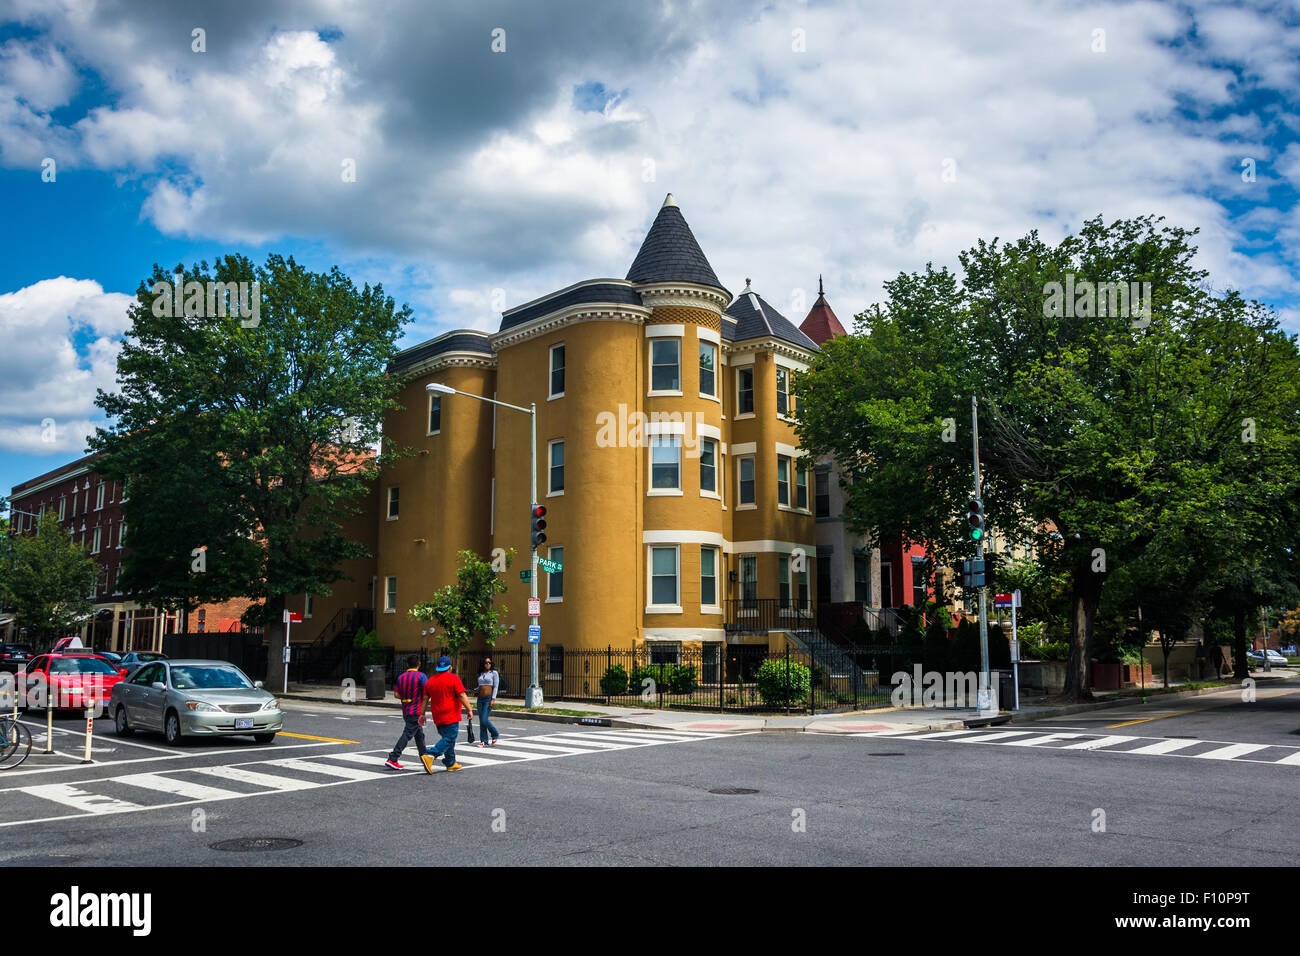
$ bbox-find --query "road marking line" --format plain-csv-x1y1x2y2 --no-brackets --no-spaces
1274,751,1300,766
907,730,985,739
449,747,545,760
476,739,590,754
1124,739,1202,756
541,735,633,749
278,731,359,744
1192,743,1269,760
114,773,243,801
264,758,390,781
22,783,144,814
1004,733,1082,747
1059,735,1134,750
193,765,319,791
959,731,1038,744
553,731,687,744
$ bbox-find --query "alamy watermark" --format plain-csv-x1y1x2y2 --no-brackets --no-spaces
1042,273,1151,329
891,665,998,713
151,273,261,327
595,404,708,458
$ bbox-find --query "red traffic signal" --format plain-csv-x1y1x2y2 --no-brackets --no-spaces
530,504,547,548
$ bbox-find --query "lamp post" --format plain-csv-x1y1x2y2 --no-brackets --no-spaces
427,383,543,707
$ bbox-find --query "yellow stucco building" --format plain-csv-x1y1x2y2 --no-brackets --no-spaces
297,195,822,669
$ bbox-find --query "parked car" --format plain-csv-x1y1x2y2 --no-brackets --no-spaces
109,659,282,746
94,650,123,666
20,653,126,712
0,643,34,675
1246,649,1290,668
115,651,168,678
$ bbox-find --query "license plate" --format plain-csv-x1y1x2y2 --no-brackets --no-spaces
235,718,254,730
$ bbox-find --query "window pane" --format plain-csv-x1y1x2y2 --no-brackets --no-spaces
776,368,788,416
699,343,715,395
551,345,565,395
651,547,677,605
815,470,830,516
651,340,680,391
429,395,441,432
651,436,680,489
700,439,716,492
550,441,564,492
652,547,677,575
701,547,716,605
777,457,789,505
796,467,808,509
740,556,757,605
738,367,754,414
739,457,755,503
548,547,563,599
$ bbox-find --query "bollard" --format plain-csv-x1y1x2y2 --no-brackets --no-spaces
82,702,94,764
44,678,55,754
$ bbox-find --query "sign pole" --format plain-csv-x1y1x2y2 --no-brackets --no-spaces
526,403,543,708
1011,589,1021,711
282,609,291,693
972,396,991,713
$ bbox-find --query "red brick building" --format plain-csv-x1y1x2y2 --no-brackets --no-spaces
5,453,253,650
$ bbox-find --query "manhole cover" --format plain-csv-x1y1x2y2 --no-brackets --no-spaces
210,837,303,852
708,787,759,795
868,752,906,756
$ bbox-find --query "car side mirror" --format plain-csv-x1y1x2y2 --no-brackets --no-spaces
119,668,128,677
254,681,264,689
151,682,165,691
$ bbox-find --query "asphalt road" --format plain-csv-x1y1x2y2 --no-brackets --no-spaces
1,678,1298,866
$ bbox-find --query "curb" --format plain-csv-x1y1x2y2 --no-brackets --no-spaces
1006,681,1248,723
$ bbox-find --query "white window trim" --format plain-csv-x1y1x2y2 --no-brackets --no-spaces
698,341,719,400
646,544,682,614
548,342,566,400
699,438,720,500
547,438,565,497
384,576,397,613
546,545,563,602
737,455,756,507
700,545,722,614
648,434,682,495
304,595,314,619
736,365,756,418
777,455,791,507
386,487,400,520
91,527,101,554
95,484,105,511
118,521,125,548
648,337,683,397
427,392,441,436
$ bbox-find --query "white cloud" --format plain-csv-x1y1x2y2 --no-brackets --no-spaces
0,278,132,455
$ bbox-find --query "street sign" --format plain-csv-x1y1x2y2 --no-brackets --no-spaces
1012,588,1022,608
283,610,303,623
993,593,1013,608
527,624,541,644
537,558,563,574
282,646,291,663
519,570,532,582
527,598,540,617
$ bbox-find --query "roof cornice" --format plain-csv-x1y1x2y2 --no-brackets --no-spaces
634,281,730,315
724,337,818,364
491,302,651,350
397,351,498,379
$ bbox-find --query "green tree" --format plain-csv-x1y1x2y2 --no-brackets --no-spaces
797,215,1300,700
409,549,514,656
0,512,99,648
89,254,411,686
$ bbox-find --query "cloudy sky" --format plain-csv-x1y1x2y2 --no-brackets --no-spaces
1,0,1298,500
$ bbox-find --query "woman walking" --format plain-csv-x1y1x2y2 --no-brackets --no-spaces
475,656,501,746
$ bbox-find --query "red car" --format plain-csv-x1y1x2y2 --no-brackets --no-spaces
21,654,125,713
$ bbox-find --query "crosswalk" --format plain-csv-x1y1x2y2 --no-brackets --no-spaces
850,727,1300,767
0,729,739,827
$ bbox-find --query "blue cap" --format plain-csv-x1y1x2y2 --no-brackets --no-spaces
435,656,452,672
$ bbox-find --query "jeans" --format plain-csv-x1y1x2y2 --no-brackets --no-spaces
477,697,499,741
428,722,460,767
388,713,427,762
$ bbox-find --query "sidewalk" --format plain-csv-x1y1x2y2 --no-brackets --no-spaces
277,669,1292,735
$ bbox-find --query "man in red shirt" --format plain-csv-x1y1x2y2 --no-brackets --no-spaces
420,656,475,771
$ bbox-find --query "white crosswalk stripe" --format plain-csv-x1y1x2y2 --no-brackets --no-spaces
0,729,746,827
851,728,1300,767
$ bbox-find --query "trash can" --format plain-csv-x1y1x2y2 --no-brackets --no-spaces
365,665,385,701
996,669,1014,710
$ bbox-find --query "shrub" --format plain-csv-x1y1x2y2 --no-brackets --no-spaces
629,663,698,695
756,657,812,708
600,664,629,695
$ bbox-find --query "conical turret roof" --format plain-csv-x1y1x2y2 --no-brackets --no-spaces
626,194,725,290
798,275,847,345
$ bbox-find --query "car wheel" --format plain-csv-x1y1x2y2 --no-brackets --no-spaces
164,710,185,746
114,705,134,737
253,732,276,744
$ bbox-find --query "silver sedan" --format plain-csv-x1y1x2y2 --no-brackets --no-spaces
109,659,283,746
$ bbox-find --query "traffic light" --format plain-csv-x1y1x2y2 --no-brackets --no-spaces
966,499,985,542
529,504,547,549
959,558,987,589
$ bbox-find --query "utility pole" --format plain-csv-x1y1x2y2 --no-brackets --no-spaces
972,396,991,711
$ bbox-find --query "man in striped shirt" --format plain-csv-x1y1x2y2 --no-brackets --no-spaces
386,656,435,773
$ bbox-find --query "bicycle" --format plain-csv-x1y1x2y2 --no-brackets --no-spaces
0,713,32,769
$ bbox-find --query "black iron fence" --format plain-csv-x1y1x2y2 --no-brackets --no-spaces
371,644,916,714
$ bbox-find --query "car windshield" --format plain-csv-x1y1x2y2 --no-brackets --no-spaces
170,666,253,690
50,657,118,675
135,653,166,662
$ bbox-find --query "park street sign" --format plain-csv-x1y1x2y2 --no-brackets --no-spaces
537,557,563,574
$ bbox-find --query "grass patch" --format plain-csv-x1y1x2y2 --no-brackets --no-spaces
492,704,607,717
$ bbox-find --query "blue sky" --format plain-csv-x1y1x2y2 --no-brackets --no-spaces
2,0,1300,505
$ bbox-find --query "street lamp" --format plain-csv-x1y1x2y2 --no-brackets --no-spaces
426,382,544,707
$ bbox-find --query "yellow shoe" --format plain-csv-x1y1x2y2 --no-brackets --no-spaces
420,754,435,774
445,762,464,772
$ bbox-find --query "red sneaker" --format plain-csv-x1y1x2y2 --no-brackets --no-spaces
385,759,403,770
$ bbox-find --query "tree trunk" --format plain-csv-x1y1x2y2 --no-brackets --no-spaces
1232,608,1249,681
1063,572,1102,701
